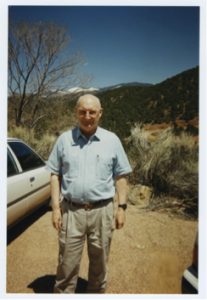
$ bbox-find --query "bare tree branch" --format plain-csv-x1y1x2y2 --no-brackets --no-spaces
8,19,91,127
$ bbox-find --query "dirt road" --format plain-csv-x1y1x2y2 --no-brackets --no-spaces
7,202,198,294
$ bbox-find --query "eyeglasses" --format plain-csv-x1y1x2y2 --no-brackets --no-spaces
78,109,99,117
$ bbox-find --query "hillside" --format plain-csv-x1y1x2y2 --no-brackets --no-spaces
8,66,199,143
66,66,199,143
98,81,153,92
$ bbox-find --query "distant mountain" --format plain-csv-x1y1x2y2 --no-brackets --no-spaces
98,82,153,92
43,83,153,96
41,87,99,97
67,87,99,93
8,83,152,98
8,87,99,98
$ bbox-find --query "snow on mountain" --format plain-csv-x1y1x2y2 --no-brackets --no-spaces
67,87,100,93
112,85,122,89
8,83,153,98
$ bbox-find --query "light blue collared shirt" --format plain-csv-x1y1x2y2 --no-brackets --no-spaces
45,126,132,203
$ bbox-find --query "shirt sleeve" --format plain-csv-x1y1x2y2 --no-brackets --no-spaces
113,135,132,177
45,136,62,175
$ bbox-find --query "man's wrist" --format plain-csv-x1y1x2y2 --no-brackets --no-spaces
52,204,61,211
118,204,127,210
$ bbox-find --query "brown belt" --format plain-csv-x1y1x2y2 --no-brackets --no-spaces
64,198,112,210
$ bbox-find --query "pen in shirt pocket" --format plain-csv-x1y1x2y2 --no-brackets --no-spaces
97,154,99,162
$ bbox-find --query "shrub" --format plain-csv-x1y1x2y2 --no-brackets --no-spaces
172,122,185,136
35,134,57,160
128,124,198,201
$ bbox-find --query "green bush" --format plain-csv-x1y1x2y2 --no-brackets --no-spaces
186,124,198,136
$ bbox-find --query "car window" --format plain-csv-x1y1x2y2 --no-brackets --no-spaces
8,142,45,172
7,149,19,177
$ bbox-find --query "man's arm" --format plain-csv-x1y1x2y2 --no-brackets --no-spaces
115,174,127,229
51,173,62,231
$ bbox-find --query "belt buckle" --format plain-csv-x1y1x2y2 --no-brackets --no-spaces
85,204,92,210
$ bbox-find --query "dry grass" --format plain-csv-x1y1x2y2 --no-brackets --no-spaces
8,126,57,160
128,124,198,219
8,126,36,145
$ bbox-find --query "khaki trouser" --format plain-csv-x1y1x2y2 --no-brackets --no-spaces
54,198,114,293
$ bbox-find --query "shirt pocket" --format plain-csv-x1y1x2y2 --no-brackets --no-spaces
96,156,113,180
62,155,79,178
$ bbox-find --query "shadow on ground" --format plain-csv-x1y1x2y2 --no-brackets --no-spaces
27,275,88,293
7,205,52,246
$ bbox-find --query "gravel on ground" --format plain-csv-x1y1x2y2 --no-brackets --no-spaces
7,202,198,294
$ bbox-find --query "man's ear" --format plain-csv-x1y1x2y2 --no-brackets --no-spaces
75,106,78,116
99,108,103,117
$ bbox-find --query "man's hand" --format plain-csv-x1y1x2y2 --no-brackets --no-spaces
50,173,62,230
115,174,127,229
52,208,62,231
115,207,126,229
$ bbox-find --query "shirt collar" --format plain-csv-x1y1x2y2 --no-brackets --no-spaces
94,126,101,140
76,127,83,139
76,126,101,141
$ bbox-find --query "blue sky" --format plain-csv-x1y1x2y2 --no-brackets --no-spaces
9,5,199,89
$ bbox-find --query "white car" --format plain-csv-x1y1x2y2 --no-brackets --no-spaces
7,137,51,229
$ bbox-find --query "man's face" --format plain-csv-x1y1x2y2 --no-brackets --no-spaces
75,96,103,138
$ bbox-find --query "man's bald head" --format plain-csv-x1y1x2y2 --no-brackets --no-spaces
76,94,101,108
75,94,103,139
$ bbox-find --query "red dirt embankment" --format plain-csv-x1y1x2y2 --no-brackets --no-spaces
143,119,199,145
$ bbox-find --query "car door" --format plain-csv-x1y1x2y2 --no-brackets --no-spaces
7,141,50,216
24,166,50,212
7,147,31,227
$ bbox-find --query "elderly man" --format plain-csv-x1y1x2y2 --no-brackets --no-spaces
46,94,132,293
